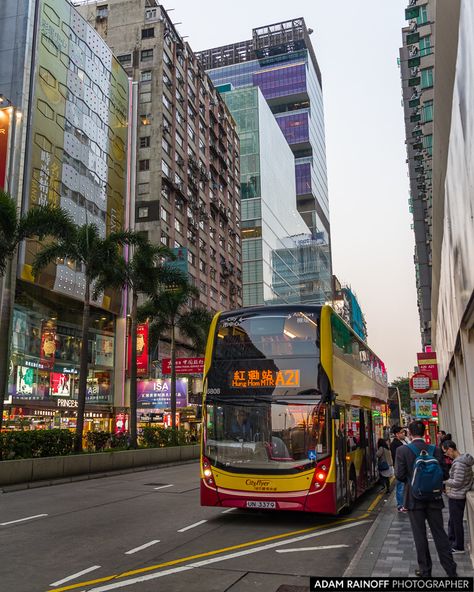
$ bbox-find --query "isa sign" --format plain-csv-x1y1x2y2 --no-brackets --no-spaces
137,378,187,408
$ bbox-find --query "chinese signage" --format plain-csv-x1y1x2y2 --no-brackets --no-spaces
230,369,300,389
0,108,10,190
417,351,439,390
410,372,432,394
137,378,188,408
128,323,149,376
162,357,204,375
412,399,433,419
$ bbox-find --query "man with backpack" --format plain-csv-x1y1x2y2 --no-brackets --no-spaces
395,420,457,578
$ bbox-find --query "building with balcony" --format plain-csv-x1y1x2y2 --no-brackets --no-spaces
400,0,435,347
219,86,310,306
0,0,130,431
76,0,242,313
197,18,332,304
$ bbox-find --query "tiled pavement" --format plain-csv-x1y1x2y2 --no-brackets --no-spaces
345,491,473,577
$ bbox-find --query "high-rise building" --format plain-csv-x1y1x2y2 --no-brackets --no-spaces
76,0,242,313
0,0,130,430
219,85,310,306
197,18,332,303
400,1,434,347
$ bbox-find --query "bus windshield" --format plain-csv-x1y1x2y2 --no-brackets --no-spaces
215,310,319,360
204,401,329,473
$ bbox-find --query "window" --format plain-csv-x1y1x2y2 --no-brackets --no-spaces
162,94,171,110
162,160,170,177
199,259,207,273
141,70,152,82
145,8,157,20
161,233,169,246
176,132,184,148
161,184,170,200
138,207,149,218
219,235,225,248
141,28,154,39
175,219,183,234
422,100,433,123
139,159,150,171
175,197,184,212
162,138,170,155
96,5,108,19
419,35,432,57
200,281,207,295
140,92,151,103
161,208,169,223
421,67,433,89
141,113,151,126
176,110,184,127
187,124,195,142
416,4,428,25
199,138,205,154
138,183,149,195
423,134,433,156
140,136,150,148
141,49,153,62
117,54,132,65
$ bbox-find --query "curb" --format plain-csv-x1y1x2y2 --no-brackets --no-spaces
344,489,396,576
0,458,199,494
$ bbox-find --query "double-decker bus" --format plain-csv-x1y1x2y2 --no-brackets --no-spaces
200,305,388,514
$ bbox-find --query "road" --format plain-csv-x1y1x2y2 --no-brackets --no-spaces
0,462,382,592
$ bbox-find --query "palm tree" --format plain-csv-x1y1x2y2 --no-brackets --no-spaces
139,282,212,440
0,190,73,437
93,242,185,448
32,223,143,453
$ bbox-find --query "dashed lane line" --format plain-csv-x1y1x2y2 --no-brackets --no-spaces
124,541,160,555
50,566,101,587
1,513,48,526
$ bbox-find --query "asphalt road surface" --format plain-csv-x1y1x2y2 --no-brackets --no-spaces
0,462,382,592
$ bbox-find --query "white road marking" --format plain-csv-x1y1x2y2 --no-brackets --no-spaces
125,540,160,555
0,513,48,526
221,508,236,514
276,544,349,553
177,519,208,532
153,484,173,490
83,519,371,591
50,566,101,586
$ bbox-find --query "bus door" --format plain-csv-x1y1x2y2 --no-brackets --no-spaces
358,409,368,490
367,412,377,484
334,405,347,508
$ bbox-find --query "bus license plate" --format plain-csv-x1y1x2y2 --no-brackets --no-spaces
246,501,276,509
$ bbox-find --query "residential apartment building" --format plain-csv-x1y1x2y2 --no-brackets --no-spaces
400,0,435,347
197,18,332,304
76,0,242,313
220,86,311,307
0,0,130,430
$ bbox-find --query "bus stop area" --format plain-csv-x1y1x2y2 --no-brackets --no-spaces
345,490,473,578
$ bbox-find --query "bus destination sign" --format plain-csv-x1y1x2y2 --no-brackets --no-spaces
230,369,300,389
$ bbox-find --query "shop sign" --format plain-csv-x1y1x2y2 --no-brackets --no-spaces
54,365,78,375
51,373,71,397
114,412,129,433
417,351,439,390
40,320,56,368
57,398,78,408
413,399,433,419
16,366,34,396
0,107,10,190
137,378,187,408
25,359,49,370
127,323,149,376
162,357,204,375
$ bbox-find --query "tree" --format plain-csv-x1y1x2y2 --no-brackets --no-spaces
0,190,73,438
392,377,410,414
32,223,141,453
138,282,212,440
94,242,183,448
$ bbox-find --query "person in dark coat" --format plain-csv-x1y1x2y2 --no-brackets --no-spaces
390,425,407,512
395,420,457,578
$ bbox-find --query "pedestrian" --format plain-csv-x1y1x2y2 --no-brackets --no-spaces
441,440,474,554
390,425,407,512
442,433,453,468
437,430,447,446
376,437,393,494
395,420,457,578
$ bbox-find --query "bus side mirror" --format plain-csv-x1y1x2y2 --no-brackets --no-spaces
331,405,340,420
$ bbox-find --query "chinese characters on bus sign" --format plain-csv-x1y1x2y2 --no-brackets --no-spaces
230,369,300,388
410,372,432,394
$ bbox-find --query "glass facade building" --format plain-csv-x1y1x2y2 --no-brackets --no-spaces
197,18,332,302
221,87,311,306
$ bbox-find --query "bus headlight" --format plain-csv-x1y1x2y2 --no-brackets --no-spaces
203,468,212,478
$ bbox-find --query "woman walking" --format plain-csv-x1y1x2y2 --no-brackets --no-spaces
377,437,394,493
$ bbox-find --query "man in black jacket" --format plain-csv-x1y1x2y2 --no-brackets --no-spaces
395,420,457,578
390,425,407,511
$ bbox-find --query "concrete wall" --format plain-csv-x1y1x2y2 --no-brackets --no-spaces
0,444,199,487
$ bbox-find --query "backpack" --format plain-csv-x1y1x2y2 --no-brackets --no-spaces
407,443,444,501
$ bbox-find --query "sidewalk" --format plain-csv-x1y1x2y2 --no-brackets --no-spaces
345,491,473,577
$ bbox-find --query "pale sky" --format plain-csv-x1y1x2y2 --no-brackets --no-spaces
168,0,421,380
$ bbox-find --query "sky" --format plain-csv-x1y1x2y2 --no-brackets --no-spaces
167,0,421,380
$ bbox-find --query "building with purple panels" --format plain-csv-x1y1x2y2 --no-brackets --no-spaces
197,18,332,303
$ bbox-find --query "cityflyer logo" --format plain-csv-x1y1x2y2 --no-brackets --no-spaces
246,479,271,488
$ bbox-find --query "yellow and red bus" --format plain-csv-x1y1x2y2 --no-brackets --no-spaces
200,304,388,514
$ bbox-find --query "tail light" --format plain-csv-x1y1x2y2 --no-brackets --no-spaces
202,456,215,487
312,459,329,489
